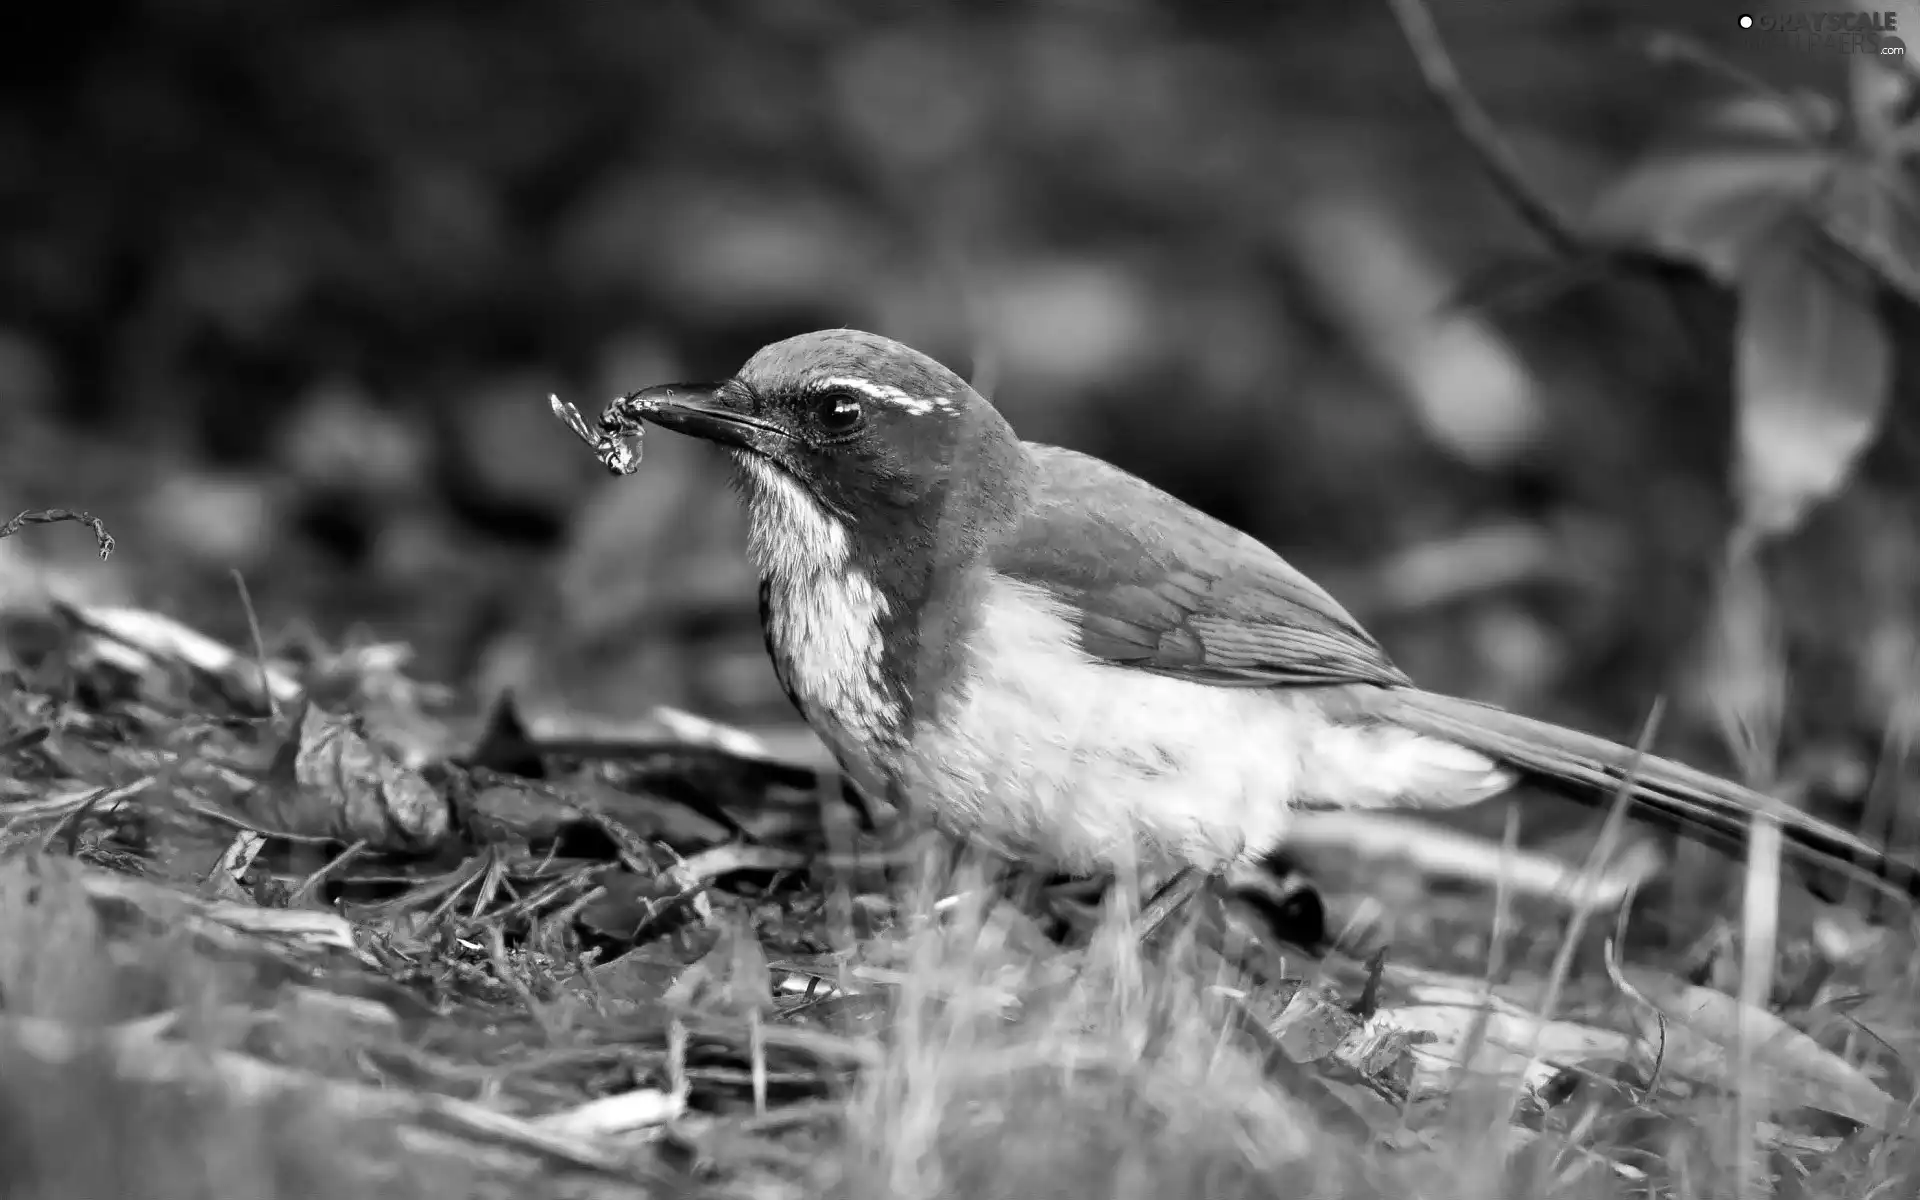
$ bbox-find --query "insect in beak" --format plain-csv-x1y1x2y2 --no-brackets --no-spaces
549,393,645,476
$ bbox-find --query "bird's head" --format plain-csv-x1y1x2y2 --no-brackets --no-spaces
625,329,1030,580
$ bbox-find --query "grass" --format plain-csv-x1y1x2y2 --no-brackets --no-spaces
840,871,1358,1200
1,566,1918,1199
0,835,1914,1200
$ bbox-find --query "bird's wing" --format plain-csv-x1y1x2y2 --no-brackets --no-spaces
991,449,1920,901
990,445,1410,689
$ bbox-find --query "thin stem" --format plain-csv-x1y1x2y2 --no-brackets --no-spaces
1386,0,1585,257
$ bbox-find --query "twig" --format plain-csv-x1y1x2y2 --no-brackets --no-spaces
0,727,50,756
288,839,369,906
668,843,809,889
40,786,108,855
731,1096,845,1136
0,508,115,559
1385,0,1583,257
4,777,150,823
230,569,279,720
184,799,341,846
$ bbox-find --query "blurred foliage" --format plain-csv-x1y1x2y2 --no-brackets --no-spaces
1586,33,1920,540
4,0,1920,841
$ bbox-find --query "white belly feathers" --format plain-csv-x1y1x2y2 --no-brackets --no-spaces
899,576,1514,876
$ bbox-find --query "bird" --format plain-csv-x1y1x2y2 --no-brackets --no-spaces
610,328,1917,927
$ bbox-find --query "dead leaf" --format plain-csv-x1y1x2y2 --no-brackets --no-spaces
1333,1015,1417,1092
201,829,268,904
1588,92,1836,283
648,706,771,758
58,602,301,711
1268,983,1364,1063
1388,983,1633,1101
1618,965,1898,1128
295,638,453,767
578,871,696,943
247,703,451,852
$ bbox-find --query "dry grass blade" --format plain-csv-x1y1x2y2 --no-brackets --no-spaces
669,844,809,889
2,777,152,823
74,868,361,955
838,869,1363,1200
4,1017,639,1176
534,1090,684,1138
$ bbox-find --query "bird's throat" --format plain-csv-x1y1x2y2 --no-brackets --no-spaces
730,454,906,770
729,453,851,581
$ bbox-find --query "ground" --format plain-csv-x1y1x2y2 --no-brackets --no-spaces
1,513,1916,1200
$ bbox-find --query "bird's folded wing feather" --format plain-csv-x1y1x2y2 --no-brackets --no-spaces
994,449,1916,897
992,445,1410,688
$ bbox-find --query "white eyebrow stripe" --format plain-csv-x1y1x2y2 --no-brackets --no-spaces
815,375,956,417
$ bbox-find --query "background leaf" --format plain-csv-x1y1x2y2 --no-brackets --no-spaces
1733,223,1892,539
1815,155,1920,306
1589,94,1837,281
1846,1,1920,147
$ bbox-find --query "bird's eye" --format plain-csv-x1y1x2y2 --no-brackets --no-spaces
814,389,865,436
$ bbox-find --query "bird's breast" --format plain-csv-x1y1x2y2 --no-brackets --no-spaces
896,574,1511,876
759,568,900,758
893,575,1287,875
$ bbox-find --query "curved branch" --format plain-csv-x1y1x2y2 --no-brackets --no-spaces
0,508,115,559
1386,0,1586,258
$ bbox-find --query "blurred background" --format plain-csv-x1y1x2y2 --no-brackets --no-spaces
4,0,1919,842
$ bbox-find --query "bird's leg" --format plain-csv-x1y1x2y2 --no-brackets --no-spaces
839,778,882,832
1227,853,1331,954
1032,872,1110,942
1136,867,1315,992
1136,866,1210,945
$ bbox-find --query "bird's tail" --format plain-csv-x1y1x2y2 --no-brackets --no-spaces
1377,688,1920,902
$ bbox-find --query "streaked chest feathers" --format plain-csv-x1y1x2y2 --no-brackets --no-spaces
734,457,899,770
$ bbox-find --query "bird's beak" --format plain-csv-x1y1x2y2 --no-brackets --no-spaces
621,382,788,452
